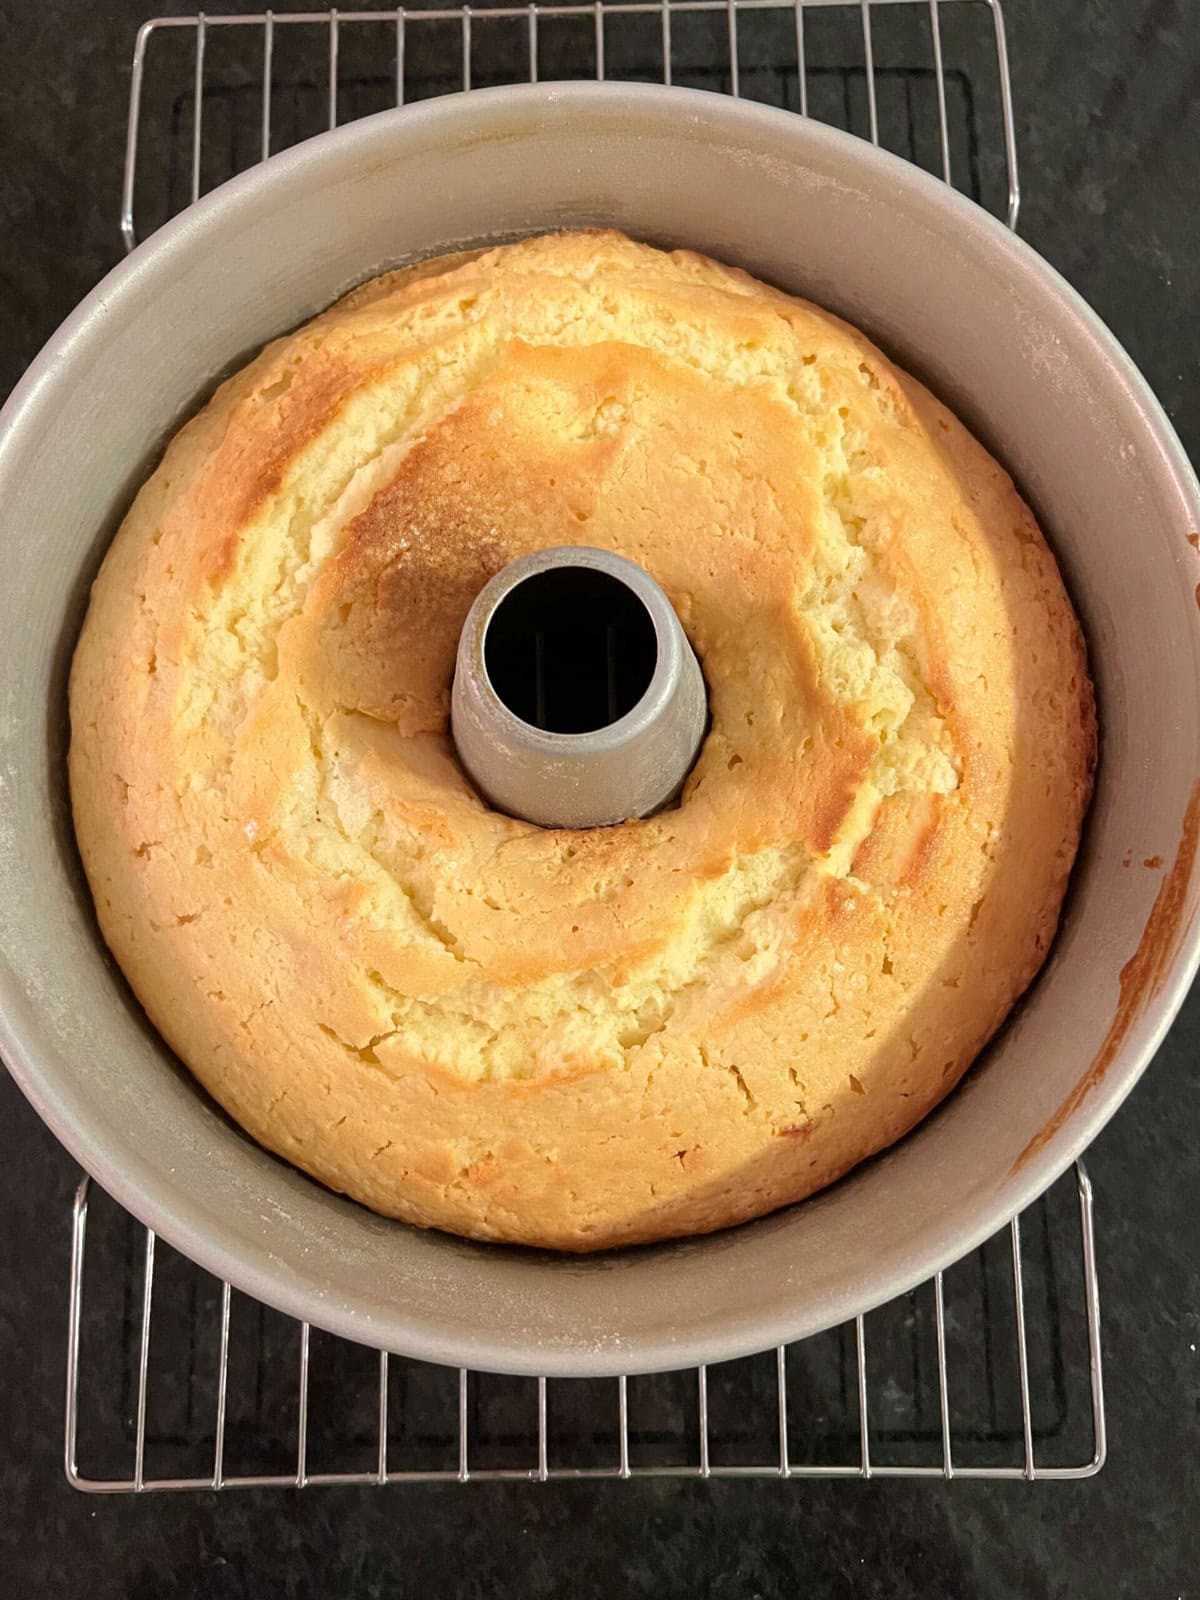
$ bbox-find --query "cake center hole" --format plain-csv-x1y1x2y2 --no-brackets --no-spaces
484,566,659,734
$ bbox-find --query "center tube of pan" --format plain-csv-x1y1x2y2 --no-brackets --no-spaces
450,546,708,829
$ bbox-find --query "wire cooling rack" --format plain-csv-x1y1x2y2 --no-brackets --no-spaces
68,1168,1104,1490
63,0,1107,1492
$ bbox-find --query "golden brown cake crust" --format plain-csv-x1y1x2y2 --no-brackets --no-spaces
69,231,1095,1249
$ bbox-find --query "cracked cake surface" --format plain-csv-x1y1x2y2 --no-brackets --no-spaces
69,231,1094,1249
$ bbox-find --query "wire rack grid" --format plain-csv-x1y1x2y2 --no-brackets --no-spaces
121,0,1021,253
67,1167,1106,1492
62,0,1105,1493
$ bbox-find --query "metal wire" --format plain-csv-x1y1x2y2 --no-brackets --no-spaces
617,1373,631,1477
118,0,1022,250
933,1269,953,1477
68,0,1101,1497
189,12,205,204
855,1313,871,1479
132,1228,154,1491
261,10,274,158
928,0,951,182
1012,1209,1037,1478
64,1164,1105,1490
212,1281,231,1488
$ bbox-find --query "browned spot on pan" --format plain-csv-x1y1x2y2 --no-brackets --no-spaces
1189,532,1200,550
1012,779,1200,1172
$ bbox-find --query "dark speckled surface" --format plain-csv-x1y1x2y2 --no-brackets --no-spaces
1,1,1198,1594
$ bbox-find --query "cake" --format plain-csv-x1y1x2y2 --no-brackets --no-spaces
69,231,1095,1249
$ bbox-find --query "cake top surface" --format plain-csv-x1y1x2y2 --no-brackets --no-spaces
69,231,1093,1248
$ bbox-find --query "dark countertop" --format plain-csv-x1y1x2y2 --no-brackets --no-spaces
1,1,1197,1595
